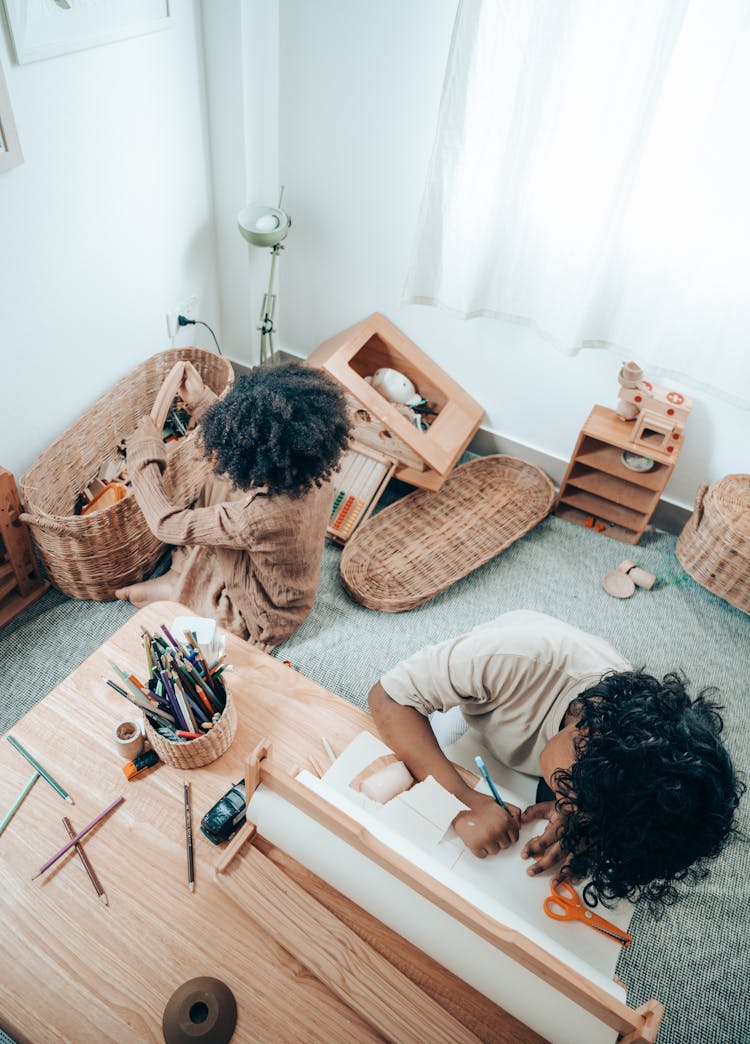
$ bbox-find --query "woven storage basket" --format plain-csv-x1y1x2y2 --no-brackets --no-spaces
676,474,750,615
340,455,555,612
19,348,234,601
144,687,238,770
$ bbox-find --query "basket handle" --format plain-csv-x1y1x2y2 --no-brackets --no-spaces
18,509,76,536
151,362,187,430
693,483,708,529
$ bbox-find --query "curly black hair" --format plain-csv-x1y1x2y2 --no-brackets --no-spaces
552,670,745,911
200,362,351,497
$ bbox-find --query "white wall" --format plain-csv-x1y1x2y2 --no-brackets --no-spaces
275,0,748,510
200,0,279,369
0,0,220,479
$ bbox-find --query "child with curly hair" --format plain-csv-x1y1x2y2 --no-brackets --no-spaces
368,610,744,909
116,360,351,650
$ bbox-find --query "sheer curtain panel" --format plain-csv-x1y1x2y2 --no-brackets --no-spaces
403,0,750,407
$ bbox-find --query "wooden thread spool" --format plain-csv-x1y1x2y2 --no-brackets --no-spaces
618,560,656,590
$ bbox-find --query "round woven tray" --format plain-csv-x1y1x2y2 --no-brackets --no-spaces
144,688,238,769
676,473,750,615
340,455,555,612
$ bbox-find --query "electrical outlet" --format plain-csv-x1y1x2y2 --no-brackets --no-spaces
166,295,199,339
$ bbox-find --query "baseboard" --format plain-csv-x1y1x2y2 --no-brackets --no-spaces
469,427,690,535
228,354,690,536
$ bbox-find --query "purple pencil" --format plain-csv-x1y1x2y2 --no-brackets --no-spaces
160,670,189,731
31,795,124,880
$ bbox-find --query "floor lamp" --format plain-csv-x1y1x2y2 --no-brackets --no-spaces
237,193,291,366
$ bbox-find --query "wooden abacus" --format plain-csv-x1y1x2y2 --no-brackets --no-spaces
327,443,396,545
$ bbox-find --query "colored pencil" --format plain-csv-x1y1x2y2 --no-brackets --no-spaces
184,781,195,892
0,771,39,838
321,736,336,765
32,795,124,879
62,815,108,905
7,736,74,805
474,755,507,810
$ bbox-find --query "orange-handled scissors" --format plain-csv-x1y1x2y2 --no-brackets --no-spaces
543,880,632,947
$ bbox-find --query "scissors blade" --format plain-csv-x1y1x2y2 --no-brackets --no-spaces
591,923,631,947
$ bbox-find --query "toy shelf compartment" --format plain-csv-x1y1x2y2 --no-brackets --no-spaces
307,313,484,491
555,405,681,545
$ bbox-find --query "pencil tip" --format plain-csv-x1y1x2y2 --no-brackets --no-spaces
100,894,109,905
189,881,195,892
65,796,74,804
31,873,40,881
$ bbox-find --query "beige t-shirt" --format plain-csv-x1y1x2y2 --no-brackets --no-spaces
380,610,631,776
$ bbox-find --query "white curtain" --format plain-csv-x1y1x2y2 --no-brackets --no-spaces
403,0,750,408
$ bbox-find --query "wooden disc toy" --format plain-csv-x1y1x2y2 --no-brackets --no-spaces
602,570,636,599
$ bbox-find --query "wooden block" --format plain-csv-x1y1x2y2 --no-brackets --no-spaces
307,313,484,489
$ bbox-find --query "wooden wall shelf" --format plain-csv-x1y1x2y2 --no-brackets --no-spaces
555,406,683,545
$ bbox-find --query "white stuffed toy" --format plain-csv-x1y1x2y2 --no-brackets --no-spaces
366,367,422,407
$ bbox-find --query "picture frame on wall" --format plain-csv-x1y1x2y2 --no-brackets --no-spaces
0,60,23,173
2,0,173,65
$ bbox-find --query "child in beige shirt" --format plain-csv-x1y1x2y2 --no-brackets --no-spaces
116,360,350,650
370,611,743,909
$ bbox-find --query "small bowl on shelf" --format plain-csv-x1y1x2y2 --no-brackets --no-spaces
621,451,654,473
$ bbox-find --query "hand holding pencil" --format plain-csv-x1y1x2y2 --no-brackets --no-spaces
453,757,522,859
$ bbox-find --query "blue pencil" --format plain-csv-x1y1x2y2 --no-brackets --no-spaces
474,754,507,810
7,736,73,804
0,771,39,837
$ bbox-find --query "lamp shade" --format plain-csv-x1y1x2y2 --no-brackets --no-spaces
237,203,291,247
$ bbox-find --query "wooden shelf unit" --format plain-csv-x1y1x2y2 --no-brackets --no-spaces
555,405,683,544
0,467,48,627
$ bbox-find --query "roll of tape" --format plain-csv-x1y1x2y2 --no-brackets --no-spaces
113,719,144,760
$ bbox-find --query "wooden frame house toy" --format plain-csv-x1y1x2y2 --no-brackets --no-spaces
307,313,484,492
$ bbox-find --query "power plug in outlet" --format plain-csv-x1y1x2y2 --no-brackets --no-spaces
166,296,199,339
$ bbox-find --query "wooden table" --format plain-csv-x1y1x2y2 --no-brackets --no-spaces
0,602,538,1044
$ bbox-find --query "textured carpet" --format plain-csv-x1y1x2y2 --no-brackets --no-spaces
1,512,748,1044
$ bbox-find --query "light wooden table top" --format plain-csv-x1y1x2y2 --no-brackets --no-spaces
0,601,538,1044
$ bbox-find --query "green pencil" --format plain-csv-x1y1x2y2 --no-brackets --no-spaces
7,736,74,805
0,771,40,837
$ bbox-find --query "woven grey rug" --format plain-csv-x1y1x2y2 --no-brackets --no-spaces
1,513,748,1044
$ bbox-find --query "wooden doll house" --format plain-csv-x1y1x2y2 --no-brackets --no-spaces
307,313,484,492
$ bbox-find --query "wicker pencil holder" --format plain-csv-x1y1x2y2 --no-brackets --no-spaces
144,688,238,770
19,348,234,601
676,474,750,616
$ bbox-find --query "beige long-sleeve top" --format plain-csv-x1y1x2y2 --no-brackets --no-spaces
380,610,631,775
126,385,334,649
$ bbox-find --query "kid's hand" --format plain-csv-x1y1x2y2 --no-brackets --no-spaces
178,361,205,408
520,801,575,882
454,793,522,858
133,415,161,440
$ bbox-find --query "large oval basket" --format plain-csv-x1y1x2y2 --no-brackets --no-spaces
20,348,234,600
340,455,555,612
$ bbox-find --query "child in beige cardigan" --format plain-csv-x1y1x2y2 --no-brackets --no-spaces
116,360,351,650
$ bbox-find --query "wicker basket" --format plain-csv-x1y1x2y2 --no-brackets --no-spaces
340,455,555,612
19,348,234,601
144,688,238,770
676,474,750,615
